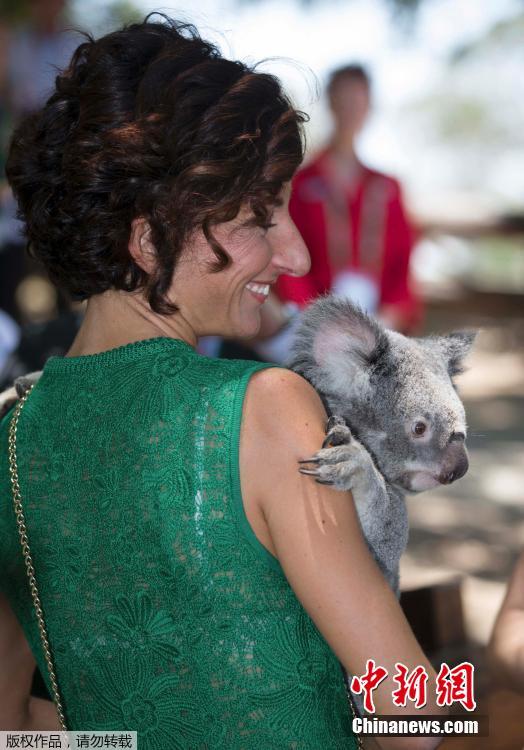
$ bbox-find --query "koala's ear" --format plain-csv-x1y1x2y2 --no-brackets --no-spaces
437,330,477,375
302,296,389,376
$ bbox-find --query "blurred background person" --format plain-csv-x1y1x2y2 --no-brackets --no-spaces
0,0,82,386
275,62,422,336
1,0,78,121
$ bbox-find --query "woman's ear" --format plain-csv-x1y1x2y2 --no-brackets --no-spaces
128,217,157,274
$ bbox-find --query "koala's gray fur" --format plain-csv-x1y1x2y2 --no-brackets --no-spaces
287,294,475,595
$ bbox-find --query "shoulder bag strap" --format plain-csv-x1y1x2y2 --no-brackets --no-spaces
8,383,68,731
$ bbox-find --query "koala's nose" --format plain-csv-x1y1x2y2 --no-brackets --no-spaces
439,454,469,484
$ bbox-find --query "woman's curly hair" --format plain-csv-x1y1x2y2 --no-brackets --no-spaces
6,14,308,314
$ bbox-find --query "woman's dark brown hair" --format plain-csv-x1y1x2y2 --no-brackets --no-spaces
6,14,308,314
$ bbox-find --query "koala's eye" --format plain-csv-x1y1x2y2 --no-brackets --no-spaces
412,421,427,437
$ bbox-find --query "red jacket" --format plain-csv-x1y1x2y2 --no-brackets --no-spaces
276,149,422,332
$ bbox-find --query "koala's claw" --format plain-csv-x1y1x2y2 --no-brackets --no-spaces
298,466,319,475
298,464,335,485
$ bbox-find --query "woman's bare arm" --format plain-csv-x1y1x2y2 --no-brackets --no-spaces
488,551,524,693
241,368,446,750
0,590,60,730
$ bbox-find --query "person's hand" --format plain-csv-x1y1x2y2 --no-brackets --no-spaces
487,551,524,693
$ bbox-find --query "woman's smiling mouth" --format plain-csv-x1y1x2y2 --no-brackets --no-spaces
245,281,270,302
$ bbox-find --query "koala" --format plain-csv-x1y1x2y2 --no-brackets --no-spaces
286,295,475,717
287,295,475,596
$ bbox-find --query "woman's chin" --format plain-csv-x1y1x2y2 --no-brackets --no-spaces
234,315,262,341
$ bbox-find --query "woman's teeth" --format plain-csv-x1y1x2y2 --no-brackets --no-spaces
246,282,270,296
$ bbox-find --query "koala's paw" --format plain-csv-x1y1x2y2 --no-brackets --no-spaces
322,414,352,448
298,436,370,490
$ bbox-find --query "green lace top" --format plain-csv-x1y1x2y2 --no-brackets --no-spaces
0,337,356,749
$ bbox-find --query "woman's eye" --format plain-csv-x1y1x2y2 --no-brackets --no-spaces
260,222,276,233
412,421,427,437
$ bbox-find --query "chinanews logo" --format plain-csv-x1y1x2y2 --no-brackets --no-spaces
348,660,487,739
350,659,477,713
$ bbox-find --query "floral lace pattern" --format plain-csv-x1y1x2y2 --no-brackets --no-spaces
0,337,356,748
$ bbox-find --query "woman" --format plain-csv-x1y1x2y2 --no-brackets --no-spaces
0,16,445,749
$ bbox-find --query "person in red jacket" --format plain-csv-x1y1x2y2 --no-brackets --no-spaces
275,63,422,336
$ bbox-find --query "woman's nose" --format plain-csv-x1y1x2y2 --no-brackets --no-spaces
273,222,311,278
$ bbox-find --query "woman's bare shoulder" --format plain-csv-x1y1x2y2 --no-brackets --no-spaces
239,365,331,528
239,365,329,544
247,365,312,391
244,366,327,438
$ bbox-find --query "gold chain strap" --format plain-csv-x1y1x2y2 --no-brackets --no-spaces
7,383,68,731
342,665,364,750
